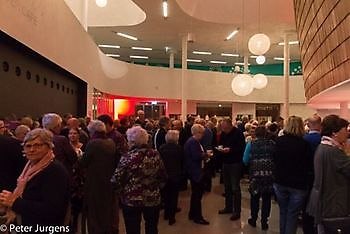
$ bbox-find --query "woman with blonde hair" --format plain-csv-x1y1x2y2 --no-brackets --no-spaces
273,116,313,234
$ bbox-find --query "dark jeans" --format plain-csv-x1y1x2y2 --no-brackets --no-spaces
274,183,307,234
222,163,242,215
250,192,272,223
164,180,180,220
189,180,204,220
122,205,160,234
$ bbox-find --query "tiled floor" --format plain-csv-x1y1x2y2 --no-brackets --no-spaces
119,177,303,234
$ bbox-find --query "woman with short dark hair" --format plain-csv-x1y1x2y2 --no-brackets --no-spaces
307,115,350,234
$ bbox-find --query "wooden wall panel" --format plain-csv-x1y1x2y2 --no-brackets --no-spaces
294,0,350,100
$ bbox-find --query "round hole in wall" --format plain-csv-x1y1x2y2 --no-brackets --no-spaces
2,61,9,72
26,71,31,80
56,83,60,90
36,74,40,83
15,66,21,76
50,80,54,88
43,78,47,85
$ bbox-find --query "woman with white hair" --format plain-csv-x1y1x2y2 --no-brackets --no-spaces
82,120,118,233
184,124,210,225
112,126,167,234
0,128,70,228
159,130,184,225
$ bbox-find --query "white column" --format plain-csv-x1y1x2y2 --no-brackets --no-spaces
283,34,290,119
181,36,188,121
340,102,349,120
169,52,175,68
244,54,249,73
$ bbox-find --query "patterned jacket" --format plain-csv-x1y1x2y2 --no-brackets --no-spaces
113,145,167,207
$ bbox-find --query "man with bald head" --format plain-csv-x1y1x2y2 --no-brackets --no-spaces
302,114,322,234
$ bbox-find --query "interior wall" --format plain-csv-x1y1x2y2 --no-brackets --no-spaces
0,32,87,119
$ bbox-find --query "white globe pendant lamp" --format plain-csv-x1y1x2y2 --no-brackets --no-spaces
253,73,268,89
231,74,254,96
248,33,271,55
96,0,108,7
256,55,266,64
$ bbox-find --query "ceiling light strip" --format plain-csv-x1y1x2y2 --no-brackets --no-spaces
221,53,239,57
235,62,251,65
162,0,168,18
187,59,202,63
98,44,120,49
130,55,149,59
226,30,239,40
131,47,153,51
117,32,138,41
193,51,212,55
106,54,120,57
210,60,227,64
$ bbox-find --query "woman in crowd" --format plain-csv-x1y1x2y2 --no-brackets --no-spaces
243,126,275,230
113,126,167,234
273,116,313,234
307,115,350,234
0,129,70,229
68,127,85,233
82,120,117,234
159,130,184,225
184,124,210,225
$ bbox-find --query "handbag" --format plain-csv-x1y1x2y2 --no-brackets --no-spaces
322,216,350,234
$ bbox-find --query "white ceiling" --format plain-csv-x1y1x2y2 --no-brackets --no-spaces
87,0,301,66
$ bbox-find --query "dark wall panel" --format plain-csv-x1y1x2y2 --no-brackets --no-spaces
0,31,87,119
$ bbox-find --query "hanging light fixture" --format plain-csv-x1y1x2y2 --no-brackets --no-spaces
96,0,108,7
253,73,268,89
231,74,254,96
248,0,270,55
256,55,266,64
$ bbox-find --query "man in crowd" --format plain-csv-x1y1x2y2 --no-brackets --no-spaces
302,114,322,234
217,118,246,221
42,113,77,175
153,116,171,151
135,110,146,129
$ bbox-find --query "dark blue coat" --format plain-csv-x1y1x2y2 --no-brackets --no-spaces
184,137,204,183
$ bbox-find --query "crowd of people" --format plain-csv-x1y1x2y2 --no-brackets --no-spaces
0,110,349,234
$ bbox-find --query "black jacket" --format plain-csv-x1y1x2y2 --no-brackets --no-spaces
219,127,245,164
12,160,70,227
0,135,26,192
153,128,167,151
274,134,313,190
159,143,184,182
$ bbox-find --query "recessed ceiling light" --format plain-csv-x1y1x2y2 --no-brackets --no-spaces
278,41,299,45
98,44,120,49
218,104,222,107
193,51,212,55
162,0,168,18
106,54,120,57
221,53,239,57
187,59,202,63
117,32,138,41
226,30,239,40
210,61,227,64
235,62,251,65
96,0,107,8
130,55,148,59
131,47,153,51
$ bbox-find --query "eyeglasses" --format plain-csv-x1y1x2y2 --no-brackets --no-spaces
23,143,46,150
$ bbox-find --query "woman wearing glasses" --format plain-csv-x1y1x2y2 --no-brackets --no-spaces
0,128,70,230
